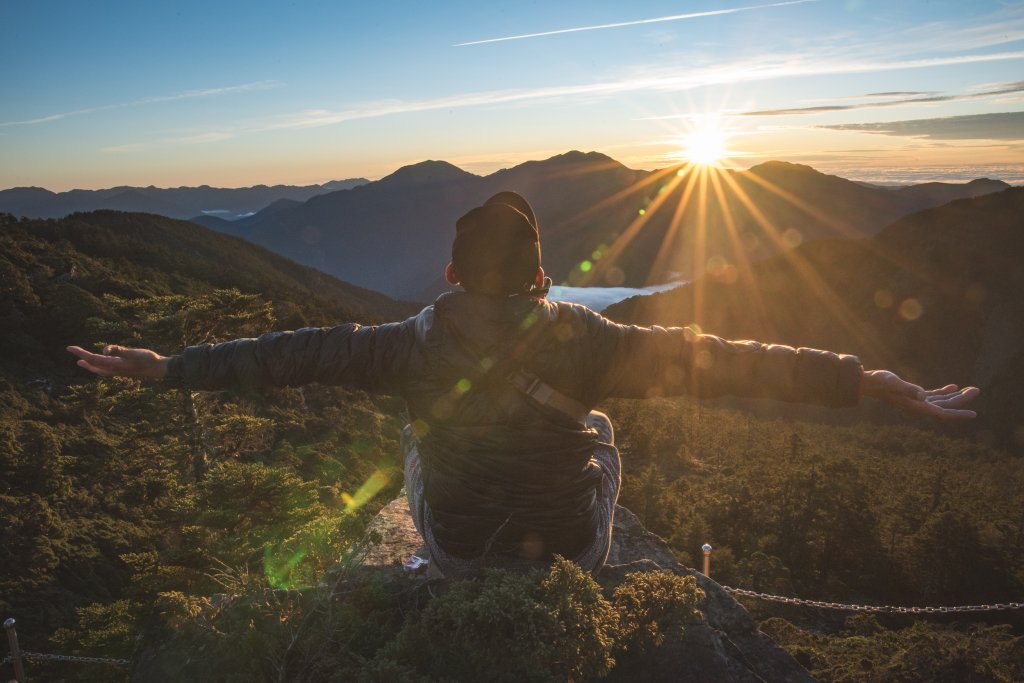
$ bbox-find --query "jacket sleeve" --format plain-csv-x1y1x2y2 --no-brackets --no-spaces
163,321,414,394
584,313,862,407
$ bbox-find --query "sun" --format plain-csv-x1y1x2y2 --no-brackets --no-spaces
681,118,730,166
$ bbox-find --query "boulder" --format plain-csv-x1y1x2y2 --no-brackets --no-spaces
361,495,816,682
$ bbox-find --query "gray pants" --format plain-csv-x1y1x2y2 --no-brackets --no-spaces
403,411,621,579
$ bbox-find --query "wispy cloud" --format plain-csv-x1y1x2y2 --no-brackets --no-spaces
739,80,1024,116
820,112,1024,141
864,91,932,98
100,130,236,153
98,48,1024,153
799,91,936,104
454,0,815,46
275,52,1024,129
93,3,1024,154
894,4,1024,53
0,80,283,128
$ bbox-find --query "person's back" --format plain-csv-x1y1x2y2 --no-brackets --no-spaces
401,291,606,565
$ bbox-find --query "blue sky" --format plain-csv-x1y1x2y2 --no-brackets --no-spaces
2,0,1022,189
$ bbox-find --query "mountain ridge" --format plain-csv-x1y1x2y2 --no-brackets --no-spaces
0,178,370,221
6,153,1014,301
195,152,1011,300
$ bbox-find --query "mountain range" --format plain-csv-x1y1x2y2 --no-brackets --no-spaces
189,152,1009,300
604,187,1024,452
2,152,1012,304
0,178,368,221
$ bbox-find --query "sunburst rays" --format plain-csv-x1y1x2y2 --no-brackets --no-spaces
547,134,920,369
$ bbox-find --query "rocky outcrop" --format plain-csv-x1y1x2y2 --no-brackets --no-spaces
361,495,816,682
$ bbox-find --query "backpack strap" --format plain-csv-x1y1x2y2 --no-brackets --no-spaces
439,297,589,426
508,369,590,425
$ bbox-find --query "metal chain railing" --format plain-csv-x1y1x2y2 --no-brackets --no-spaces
721,586,1024,614
4,651,130,665
701,543,1024,614
4,618,130,683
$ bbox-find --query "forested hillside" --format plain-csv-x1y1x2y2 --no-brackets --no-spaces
1,210,1021,681
611,397,1023,681
0,211,414,678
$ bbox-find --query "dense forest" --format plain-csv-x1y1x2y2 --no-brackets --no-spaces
1,211,1021,681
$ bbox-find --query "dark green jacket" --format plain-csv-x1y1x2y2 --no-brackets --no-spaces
166,291,862,559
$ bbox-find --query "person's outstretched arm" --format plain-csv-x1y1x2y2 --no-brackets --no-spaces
582,314,978,421
67,321,414,394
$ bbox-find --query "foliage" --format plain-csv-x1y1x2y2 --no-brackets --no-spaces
0,212,407,681
382,558,619,681
610,397,1024,609
761,614,1024,683
135,560,703,682
612,570,703,654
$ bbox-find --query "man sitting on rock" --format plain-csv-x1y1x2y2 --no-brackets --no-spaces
68,192,979,579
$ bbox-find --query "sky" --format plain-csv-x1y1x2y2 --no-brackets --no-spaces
1,0,1022,190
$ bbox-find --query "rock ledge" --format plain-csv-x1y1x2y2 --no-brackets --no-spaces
362,496,815,683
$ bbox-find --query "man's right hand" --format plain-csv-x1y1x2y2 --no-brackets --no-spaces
67,345,169,380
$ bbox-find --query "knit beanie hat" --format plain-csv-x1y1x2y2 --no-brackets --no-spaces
452,201,541,295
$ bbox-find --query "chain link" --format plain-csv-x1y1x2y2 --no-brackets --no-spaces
15,650,130,666
722,586,1024,614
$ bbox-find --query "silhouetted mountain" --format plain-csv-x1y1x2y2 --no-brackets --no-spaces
376,160,478,188
0,179,369,221
259,197,304,215
890,177,1009,206
201,153,1012,300
604,187,1024,451
322,179,366,192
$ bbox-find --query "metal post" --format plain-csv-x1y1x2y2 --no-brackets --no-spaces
4,618,27,683
702,543,713,577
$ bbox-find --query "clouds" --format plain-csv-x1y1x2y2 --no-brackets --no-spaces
91,46,1024,155
740,81,1024,116
454,0,814,46
14,0,1022,179
100,131,236,154
820,112,1024,141
0,80,283,128
893,3,1024,53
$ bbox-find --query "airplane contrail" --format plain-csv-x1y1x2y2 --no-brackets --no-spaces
455,0,816,47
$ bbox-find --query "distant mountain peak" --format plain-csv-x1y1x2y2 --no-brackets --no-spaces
967,177,1010,188
322,178,369,191
489,150,627,179
748,160,823,176
260,197,301,212
547,150,616,164
377,160,477,187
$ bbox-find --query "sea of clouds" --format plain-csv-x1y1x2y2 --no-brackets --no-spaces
547,282,683,311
